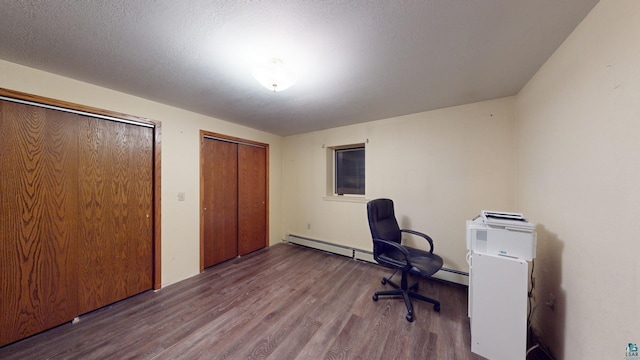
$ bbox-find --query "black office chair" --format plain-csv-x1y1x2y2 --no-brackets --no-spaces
366,198,443,322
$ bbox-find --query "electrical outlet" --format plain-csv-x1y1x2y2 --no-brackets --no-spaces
177,192,185,201
307,223,311,229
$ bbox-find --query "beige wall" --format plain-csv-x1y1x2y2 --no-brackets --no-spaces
282,96,517,273
515,0,640,358
0,59,284,287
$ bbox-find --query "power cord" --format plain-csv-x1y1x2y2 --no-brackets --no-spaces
525,259,555,359
527,259,536,328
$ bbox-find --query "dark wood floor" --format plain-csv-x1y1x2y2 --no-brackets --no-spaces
0,243,484,360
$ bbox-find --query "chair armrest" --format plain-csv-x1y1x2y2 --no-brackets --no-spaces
400,229,435,253
373,238,412,271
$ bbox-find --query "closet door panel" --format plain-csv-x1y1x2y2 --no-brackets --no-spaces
77,118,153,314
237,144,267,256
202,138,238,268
108,121,153,300
128,124,154,295
0,102,79,346
77,118,114,313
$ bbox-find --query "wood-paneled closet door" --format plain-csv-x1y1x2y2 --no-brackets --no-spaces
0,98,154,346
0,102,80,346
201,134,267,269
237,144,267,256
202,138,238,268
77,118,154,314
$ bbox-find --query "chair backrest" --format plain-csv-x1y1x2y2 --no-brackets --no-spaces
367,199,402,255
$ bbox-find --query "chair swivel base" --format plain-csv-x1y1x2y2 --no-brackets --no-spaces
372,273,440,322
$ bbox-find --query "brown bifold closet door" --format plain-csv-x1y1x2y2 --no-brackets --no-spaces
202,137,239,268
237,144,267,256
0,101,80,346
77,118,154,314
0,97,154,347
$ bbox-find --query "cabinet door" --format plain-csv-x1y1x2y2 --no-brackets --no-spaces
237,144,267,256
202,138,238,268
0,101,79,346
77,118,153,314
470,253,528,360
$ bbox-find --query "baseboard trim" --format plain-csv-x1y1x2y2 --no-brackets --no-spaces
285,234,469,286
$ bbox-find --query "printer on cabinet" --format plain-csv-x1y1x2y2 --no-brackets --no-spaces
466,210,536,261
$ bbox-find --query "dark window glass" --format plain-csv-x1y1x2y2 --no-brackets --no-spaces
335,147,365,195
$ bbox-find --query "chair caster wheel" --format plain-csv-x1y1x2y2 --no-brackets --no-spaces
406,314,414,322
381,278,387,285
372,294,378,301
434,304,440,312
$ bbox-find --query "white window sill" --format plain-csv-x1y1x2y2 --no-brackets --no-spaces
322,195,369,203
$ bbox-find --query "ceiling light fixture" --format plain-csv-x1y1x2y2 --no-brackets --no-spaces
251,58,297,92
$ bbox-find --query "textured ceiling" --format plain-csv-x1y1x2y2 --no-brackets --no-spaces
0,1,599,136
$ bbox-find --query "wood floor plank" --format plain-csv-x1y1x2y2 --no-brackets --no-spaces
0,243,483,360
264,316,323,360
229,290,318,359
293,259,374,360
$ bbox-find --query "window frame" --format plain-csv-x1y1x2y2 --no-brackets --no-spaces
325,143,366,200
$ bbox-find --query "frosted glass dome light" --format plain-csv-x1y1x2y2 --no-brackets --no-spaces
251,58,297,92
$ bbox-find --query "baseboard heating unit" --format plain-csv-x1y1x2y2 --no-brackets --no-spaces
285,234,469,286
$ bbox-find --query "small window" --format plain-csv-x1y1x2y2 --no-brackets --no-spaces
334,146,365,195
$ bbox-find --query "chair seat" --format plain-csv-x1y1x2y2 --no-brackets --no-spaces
379,247,443,278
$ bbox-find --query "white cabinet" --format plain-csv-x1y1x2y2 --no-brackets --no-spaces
469,252,528,360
